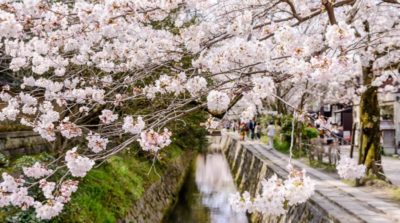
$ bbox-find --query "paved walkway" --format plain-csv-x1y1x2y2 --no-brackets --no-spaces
340,146,400,185
234,136,400,223
246,135,400,186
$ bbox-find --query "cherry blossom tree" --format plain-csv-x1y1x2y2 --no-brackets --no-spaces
0,0,399,219
181,0,399,180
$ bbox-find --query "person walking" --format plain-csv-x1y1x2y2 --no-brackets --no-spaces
246,120,251,139
223,120,231,130
315,114,326,130
254,122,261,140
266,121,275,148
240,122,247,140
249,118,256,140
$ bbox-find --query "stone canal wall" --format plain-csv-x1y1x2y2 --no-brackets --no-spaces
0,131,48,156
218,134,339,223
122,151,196,223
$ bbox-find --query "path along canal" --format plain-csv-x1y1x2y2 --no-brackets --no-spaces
165,134,400,223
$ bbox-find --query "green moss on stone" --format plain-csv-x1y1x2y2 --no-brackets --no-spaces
54,153,160,223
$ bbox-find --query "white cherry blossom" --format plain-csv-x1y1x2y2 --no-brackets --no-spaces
9,187,34,210
185,76,208,97
284,169,315,206
39,180,56,199
326,22,356,49
122,116,145,135
86,132,109,153
230,169,315,215
59,118,83,139
207,91,230,115
34,200,64,220
56,180,79,203
138,129,172,153
99,109,118,124
23,162,53,179
337,157,366,180
65,147,95,177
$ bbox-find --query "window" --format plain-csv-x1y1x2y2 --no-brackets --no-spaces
381,105,394,121
323,105,331,112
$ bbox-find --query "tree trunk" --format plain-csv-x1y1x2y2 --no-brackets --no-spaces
358,64,386,181
350,122,357,158
275,87,288,115
295,83,309,151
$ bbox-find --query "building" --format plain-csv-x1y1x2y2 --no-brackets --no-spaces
353,91,400,155
313,104,353,143
320,104,353,131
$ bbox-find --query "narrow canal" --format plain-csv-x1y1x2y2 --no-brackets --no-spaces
164,152,248,223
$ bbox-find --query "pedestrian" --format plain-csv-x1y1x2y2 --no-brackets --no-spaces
331,124,342,144
326,131,334,147
240,122,247,140
255,122,261,140
246,121,251,139
245,122,250,140
316,132,325,162
331,124,339,137
266,121,275,148
249,118,256,140
338,125,344,144
224,120,231,130
315,114,326,130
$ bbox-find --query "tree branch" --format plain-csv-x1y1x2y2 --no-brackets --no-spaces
210,93,243,119
322,0,338,24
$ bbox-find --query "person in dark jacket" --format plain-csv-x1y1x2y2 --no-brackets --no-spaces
248,118,256,140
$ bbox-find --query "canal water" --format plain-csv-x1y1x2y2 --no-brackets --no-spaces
164,152,248,223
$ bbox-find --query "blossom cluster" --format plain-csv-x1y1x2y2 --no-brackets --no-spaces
144,73,187,99
137,129,172,153
122,116,145,135
207,91,230,115
0,173,33,210
251,76,275,100
326,22,356,49
86,132,109,153
204,117,221,132
65,147,95,177
193,37,271,73
22,162,53,179
0,171,79,220
230,168,315,215
1,0,183,75
99,110,118,124
34,179,79,220
59,118,83,139
336,157,366,180
240,106,257,122
144,73,208,99
185,76,208,97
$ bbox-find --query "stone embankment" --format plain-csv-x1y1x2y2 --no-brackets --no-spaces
0,131,48,156
122,151,196,223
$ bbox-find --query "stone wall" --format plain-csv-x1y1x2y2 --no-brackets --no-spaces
0,131,48,156
122,151,196,223
219,135,336,223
